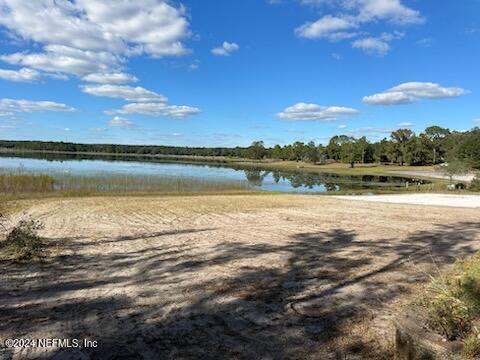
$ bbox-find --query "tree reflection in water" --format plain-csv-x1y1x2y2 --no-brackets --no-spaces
242,169,423,192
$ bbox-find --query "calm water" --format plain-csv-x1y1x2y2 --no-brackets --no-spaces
0,153,419,193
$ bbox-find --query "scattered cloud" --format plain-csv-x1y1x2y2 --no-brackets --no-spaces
89,127,108,133
474,118,480,124
416,38,433,47
295,15,358,41
106,102,200,118
295,0,423,55
0,117,18,131
0,67,41,82
277,102,359,121
338,124,347,129
0,46,119,77
0,98,76,113
345,126,394,137
82,72,138,84
107,116,135,128
352,37,390,56
284,128,305,134
0,0,191,78
331,53,342,60
211,42,240,56
352,31,403,56
397,122,413,127
363,82,468,105
354,0,424,24
81,84,167,102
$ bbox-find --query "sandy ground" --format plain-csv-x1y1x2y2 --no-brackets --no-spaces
333,193,480,208
391,170,477,182
1,194,479,359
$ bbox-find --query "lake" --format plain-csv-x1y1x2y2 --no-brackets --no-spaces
0,153,421,193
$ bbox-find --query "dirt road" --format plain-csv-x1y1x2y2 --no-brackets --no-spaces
1,194,479,359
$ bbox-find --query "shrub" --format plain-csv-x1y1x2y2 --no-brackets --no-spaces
469,177,480,192
1,219,45,260
463,333,480,359
422,253,480,345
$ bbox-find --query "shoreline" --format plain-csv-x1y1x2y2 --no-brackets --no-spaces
0,148,451,180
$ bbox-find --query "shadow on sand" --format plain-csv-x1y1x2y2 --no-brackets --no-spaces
1,222,479,359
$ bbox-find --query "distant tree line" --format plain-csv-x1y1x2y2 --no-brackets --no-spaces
245,126,480,169
0,140,247,158
1,125,479,168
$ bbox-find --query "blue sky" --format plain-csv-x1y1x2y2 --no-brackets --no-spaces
0,0,479,147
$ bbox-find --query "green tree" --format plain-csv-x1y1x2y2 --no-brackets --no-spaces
339,137,360,168
246,141,267,160
422,126,450,164
372,138,390,163
390,128,414,166
304,141,320,163
326,135,351,161
451,128,480,169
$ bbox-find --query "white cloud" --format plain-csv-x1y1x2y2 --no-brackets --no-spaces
211,42,240,56
345,126,394,137
107,116,135,128
295,0,423,54
80,84,167,102
0,98,76,113
351,31,403,56
352,37,390,56
82,72,138,84
277,102,359,121
1,46,120,77
106,102,200,118
295,15,358,40
338,124,347,129
474,118,480,124
397,122,413,127
363,82,468,105
0,67,41,82
0,0,191,77
355,0,424,24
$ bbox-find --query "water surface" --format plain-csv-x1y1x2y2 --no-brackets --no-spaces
0,153,420,193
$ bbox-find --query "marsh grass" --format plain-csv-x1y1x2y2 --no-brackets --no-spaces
0,174,54,194
52,173,250,193
0,169,250,195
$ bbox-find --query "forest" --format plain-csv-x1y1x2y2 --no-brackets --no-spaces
1,126,479,169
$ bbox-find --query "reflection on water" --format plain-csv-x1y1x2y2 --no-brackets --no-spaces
241,169,416,192
0,153,426,193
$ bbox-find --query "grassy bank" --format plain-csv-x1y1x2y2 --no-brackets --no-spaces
0,148,441,176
